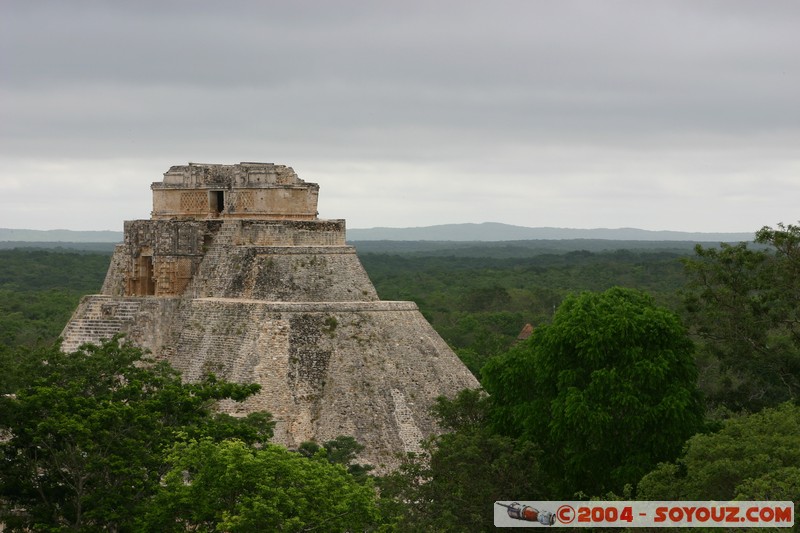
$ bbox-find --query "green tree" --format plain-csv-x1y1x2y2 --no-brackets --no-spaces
378,389,546,532
0,337,272,532
0,342,52,394
683,223,800,412
482,287,704,497
462,285,512,312
140,438,380,532
297,435,374,484
637,402,800,509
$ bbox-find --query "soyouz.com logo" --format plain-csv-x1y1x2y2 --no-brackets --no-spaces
493,501,795,527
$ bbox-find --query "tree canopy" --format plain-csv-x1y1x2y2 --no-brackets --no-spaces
482,287,704,497
377,389,546,532
637,402,800,506
3,230,800,528
0,337,273,531
141,438,379,532
683,223,800,411
0,249,110,351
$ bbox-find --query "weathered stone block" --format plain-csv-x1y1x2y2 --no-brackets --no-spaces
62,162,479,471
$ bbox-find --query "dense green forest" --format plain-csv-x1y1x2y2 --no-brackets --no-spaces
360,248,688,373
1,228,799,531
0,249,110,350
0,243,689,359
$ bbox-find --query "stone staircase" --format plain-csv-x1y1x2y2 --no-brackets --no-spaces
60,296,144,352
185,220,240,297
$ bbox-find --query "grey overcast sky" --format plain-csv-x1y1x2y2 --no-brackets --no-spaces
1,1,798,232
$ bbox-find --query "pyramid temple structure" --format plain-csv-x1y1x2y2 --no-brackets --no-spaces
61,162,479,470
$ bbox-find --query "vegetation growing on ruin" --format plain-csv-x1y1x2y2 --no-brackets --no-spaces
2,224,800,530
0,338,379,531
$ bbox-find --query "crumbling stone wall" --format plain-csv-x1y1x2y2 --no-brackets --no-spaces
151,162,320,220
190,246,378,301
63,294,477,471
146,299,476,470
60,296,184,354
102,219,220,297
102,218,354,299
61,161,480,471
100,244,129,296
237,219,346,246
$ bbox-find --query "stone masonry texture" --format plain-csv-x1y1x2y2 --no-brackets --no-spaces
62,162,479,472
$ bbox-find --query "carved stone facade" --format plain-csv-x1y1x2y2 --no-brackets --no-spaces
62,162,478,471
151,162,319,221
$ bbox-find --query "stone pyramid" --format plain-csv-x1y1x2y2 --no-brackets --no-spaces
62,162,479,470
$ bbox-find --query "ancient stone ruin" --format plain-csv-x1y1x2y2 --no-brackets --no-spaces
62,162,478,470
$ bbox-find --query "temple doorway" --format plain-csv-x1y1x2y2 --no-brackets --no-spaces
211,190,225,215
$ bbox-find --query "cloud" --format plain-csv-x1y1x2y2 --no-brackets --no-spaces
1,0,799,232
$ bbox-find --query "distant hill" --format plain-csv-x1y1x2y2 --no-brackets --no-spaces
0,228,123,243
1,223,754,245
347,222,754,242
0,241,118,252
349,239,714,256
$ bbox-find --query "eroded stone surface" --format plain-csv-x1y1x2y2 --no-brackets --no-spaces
62,162,479,471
